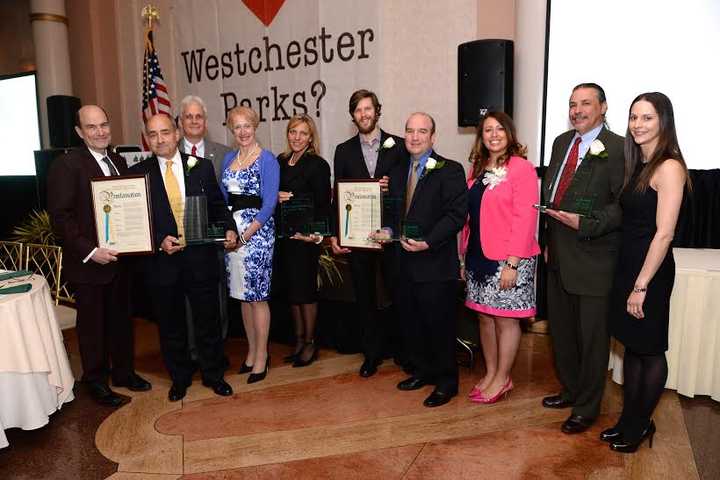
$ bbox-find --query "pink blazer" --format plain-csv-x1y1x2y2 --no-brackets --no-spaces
460,156,541,260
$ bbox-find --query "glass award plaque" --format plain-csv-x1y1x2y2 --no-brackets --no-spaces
378,196,423,241
184,195,226,245
277,194,331,238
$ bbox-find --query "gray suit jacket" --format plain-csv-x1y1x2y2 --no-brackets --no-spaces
180,137,232,185
542,126,625,296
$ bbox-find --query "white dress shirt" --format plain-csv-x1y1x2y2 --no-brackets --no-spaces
183,138,205,158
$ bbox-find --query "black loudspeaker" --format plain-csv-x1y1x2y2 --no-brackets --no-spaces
458,39,514,127
47,95,82,148
34,148,74,209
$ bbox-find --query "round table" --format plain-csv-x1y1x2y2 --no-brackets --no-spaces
0,274,75,449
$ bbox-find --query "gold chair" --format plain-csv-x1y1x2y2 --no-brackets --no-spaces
24,243,76,330
0,240,23,271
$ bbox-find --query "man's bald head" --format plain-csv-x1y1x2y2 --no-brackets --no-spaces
145,113,180,158
75,105,111,153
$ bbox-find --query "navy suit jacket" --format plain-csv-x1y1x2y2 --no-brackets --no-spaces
387,150,468,283
130,152,236,286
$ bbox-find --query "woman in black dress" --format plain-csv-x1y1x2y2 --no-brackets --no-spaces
275,114,331,367
604,92,690,452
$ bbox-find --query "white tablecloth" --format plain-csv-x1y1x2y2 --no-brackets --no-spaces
0,274,75,448
609,248,720,401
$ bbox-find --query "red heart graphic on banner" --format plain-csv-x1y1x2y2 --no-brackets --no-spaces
242,0,286,27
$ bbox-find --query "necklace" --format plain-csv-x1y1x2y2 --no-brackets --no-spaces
234,144,259,169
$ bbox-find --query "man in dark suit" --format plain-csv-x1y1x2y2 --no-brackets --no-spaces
178,95,233,344
329,89,406,377
131,113,237,402
388,112,467,407
48,105,151,407
541,83,625,433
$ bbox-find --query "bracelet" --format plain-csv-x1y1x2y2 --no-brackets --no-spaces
632,286,647,293
239,234,248,245
314,235,324,245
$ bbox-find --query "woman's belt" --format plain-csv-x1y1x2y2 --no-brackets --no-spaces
229,194,262,211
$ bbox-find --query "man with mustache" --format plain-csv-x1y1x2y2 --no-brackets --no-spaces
330,89,405,377
541,83,625,434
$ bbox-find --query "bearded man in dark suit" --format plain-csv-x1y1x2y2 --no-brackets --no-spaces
48,105,152,407
388,112,467,408
131,113,237,402
329,89,406,377
541,83,625,434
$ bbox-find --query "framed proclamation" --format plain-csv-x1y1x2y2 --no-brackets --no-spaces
90,174,154,255
335,179,383,251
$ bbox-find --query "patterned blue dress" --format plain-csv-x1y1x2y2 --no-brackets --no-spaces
223,160,275,301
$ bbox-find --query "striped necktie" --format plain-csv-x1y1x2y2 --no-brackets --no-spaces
102,156,119,176
164,159,185,245
405,158,420,213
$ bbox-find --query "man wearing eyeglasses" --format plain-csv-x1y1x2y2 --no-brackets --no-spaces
48,105,152,407
178,95,232,183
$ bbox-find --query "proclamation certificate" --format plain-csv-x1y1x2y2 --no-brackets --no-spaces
90,175,154,255
336,179,382,251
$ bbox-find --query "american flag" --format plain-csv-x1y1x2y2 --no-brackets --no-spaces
141,29,172,150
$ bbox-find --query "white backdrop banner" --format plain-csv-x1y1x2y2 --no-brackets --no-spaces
172,0,382,160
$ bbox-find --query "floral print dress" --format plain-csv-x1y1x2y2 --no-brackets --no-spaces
223,160,275,301
464,175,536,317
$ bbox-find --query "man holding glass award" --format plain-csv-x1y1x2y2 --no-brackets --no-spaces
383,112,467,408
131,113,238,402
540,83,625,434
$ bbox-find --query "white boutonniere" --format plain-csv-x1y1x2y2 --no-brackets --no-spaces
421,156,445,178
481,166,508,190
186,156,199,173
377,136,395,152
587,139,608,159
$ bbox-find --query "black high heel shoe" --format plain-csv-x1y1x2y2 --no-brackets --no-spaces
238,363,253,374
610,420,656,453
293,341,318,368
247,355,270,384
284,338,304,364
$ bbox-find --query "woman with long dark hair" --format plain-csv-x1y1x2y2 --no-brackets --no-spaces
603,92,690,452
460,112,540,404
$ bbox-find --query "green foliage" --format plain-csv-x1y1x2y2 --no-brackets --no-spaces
12,210,56,245
317,246,345,288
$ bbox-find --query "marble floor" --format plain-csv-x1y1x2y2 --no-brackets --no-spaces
2,318,717,479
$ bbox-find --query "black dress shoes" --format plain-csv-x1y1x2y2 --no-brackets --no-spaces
359,359,380,378
561,414,596,434
397,376,427,391
113,373,152,392
423,389,457,408
542,394,573,409
202,379,233,397
600,426,623,443
168,383,187,402
85,382,128,407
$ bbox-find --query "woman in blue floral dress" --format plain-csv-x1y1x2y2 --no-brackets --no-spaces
220,106,279,384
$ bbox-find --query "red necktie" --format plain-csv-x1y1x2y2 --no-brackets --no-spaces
553,137,582,207
191,144,197,156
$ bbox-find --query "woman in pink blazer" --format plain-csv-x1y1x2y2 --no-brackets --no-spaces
460,112,540,404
